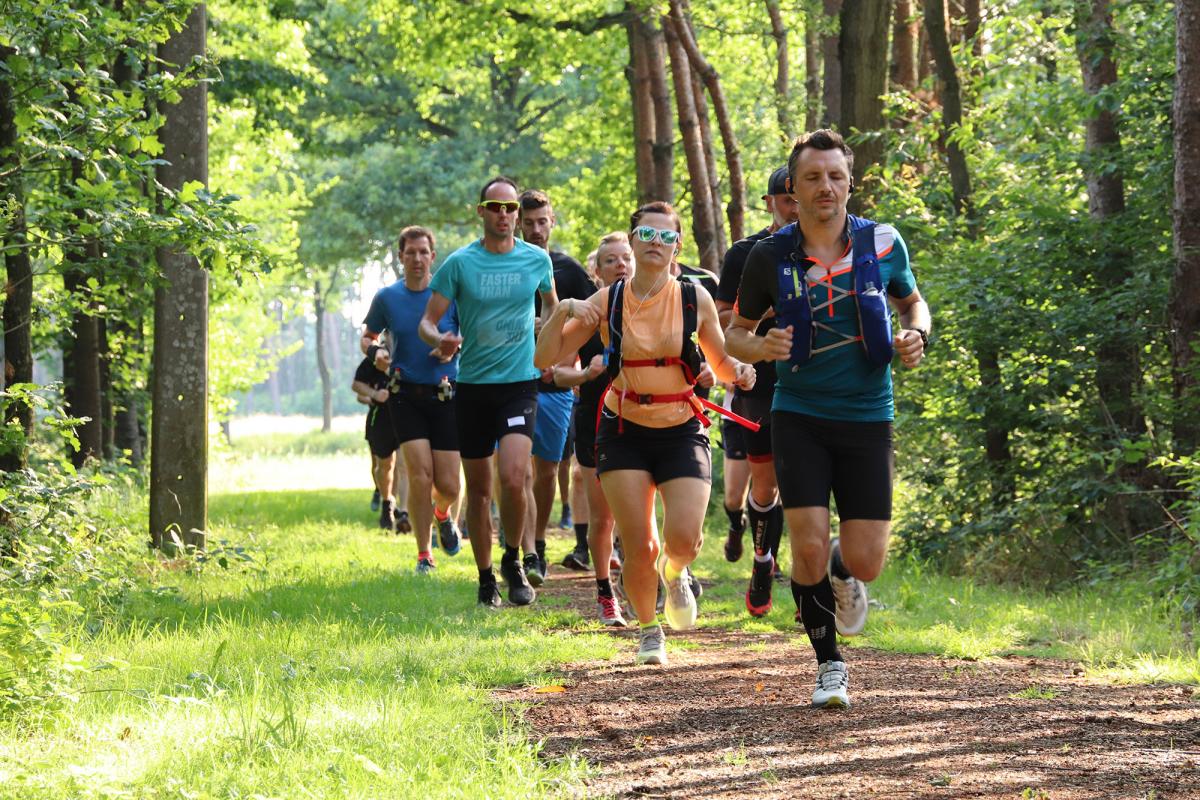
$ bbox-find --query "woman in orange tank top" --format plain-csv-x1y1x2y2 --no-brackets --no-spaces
535,202,755,666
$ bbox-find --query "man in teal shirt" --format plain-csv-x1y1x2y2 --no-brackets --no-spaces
726,130,931,709
420,176,557,607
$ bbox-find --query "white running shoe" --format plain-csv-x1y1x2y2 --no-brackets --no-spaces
597,594,627,627
657,557,698,630
636,625,667,665
811,660,850,708
830,539,868,636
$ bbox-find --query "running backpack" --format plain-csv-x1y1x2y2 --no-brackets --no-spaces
776,214,894,369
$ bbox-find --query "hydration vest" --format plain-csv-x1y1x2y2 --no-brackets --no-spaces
776,214,894,369
599,278,759,433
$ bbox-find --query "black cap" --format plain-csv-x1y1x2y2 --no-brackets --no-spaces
765,166,789,197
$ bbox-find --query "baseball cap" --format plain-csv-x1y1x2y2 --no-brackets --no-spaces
765,166,789,197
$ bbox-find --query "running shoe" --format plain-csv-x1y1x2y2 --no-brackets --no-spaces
597,594,627,627
609,552,622,572
523,553,545,587
561,547,590,571
500,557,536,605
657,558,697,630
395,510,412,534
830,539,868,636
689,570,703,600
811,660,850,709
724,525,744,562
772,559,788,584
478,579,502,608
370,489,381,512
745,556,774,618
558,505,573,530
636,625,667,665
416,556,436,575
438,516,462,555
378,501,395,532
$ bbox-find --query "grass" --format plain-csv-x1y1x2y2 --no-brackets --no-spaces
2,426,1197,798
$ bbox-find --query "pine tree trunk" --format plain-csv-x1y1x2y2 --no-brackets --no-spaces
0,44,33,472
965,0,983,57
839,0,891,205
151,3,208,553
63,243,104,468
925,0,975,224
691,69,727,258
1171,0,1200,453
821,0,842,127
314,283,333,434
644,16,675,202
892,0,919,90
804,2,821,131
626,11,658,204
766,0,792,136
664,16,720,273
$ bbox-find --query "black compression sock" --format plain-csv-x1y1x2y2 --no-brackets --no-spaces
791,577,842,665
763,502,784,560
479,567,496,584
830,542,852,580
502,545,519,565
747,496,778,556
535,539,546,561
725,504,746,533
574,523,589,551
596,577,613,598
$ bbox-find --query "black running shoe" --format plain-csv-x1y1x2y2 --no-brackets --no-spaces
478,580,502,608
561,546,590,570
378,500,395,531
438,516,462,555
500,557,536,605
745,556,774,618
370,489,381,512
523,553,544,588
395,510,412,534
724,527,744,562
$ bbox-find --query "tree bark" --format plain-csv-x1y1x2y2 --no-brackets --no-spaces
626,11,658,204
766,0,792,136
965,0,982,57
644,16,675,202
0,44,33,472
839,0,891,205
98,317,114,459
664,16,720,274
892,0,919,90
62,236,104,467
1171,0,1200,453
314,282,333,434
691,69,727,258
672,0,746,244
151,3,208,553
804,1,821,131
821,0,842,127
925,0,975,225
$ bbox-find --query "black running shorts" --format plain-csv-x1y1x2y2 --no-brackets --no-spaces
595,409,711,484
389,383,458,452
720,416,747,461
574,401,598,469
771,410,894,520
731,391,774,462
455,380,539,460
365,402,399,459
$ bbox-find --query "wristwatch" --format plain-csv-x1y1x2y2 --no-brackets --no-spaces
909,328,930,350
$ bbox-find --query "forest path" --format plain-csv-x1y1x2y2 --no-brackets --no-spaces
503,571,1200,799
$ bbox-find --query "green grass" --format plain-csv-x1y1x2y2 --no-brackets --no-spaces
2,438,1197,798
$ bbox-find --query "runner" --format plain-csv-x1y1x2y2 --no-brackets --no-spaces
716,166,799,615
420,176,558,607
725,130,931,708
351,353,402,531
571,231,634,625
518,189,596,584
536,202,756,664
361,225,463,575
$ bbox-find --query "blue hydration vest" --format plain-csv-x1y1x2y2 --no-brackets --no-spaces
776,214,894,369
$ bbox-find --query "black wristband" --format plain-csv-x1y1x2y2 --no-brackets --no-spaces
910,328,930,350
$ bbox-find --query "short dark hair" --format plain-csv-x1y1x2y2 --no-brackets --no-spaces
478,175,519,203
398,225,435,253
787,129,855,185
518,189,551,215
629,201,682,234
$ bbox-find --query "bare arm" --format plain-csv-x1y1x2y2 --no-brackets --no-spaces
418,291,462,362
351,379,387,405
534,291,603,369
891,288,931,369
696,291,755,389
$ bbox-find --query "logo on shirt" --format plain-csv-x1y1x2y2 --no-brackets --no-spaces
479,273,523,299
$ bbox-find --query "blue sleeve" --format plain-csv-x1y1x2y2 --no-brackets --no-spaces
885,228,916,299
430,254,458,300
363,290,388,333
537,251,554,295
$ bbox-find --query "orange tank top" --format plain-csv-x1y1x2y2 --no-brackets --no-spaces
599,277,698,428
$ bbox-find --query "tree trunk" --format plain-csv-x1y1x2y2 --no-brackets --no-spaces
766,0,792,136
925,0,975,225
1076,0,1143,442
804,1,821,131
314,282,333,433
0,45,33,472
644,16,675,202
671,0,747,244
62,243,104,468
691,69,727,258
821,0,842,127
1171,0,1200,453
965,0,983,57
892,0,919,90
98,317,114,459
151,3,208,553
918,18,935,86
626,10,658,204
839,0,891,206
663,16,720,273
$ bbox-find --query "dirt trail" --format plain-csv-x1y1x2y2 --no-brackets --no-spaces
502,571,1200,799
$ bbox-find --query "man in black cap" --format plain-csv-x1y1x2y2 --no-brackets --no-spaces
715,166,798,617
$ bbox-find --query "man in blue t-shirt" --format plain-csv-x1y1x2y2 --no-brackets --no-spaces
420,176,557,608
362,225,463,575
727,130,931,709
